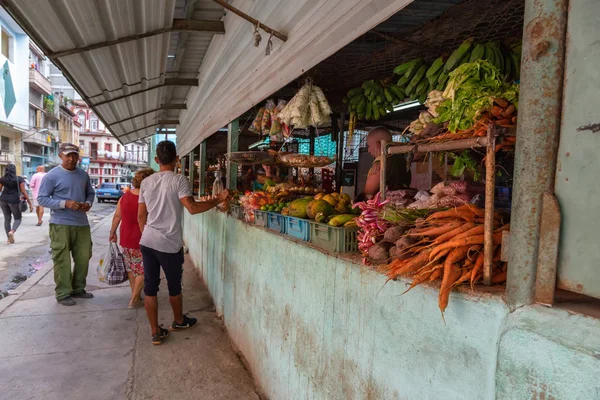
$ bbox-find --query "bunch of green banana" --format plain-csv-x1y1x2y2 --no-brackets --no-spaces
389,39,523,106
345,79,405,121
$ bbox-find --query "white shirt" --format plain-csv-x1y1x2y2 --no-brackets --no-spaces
139,171,191,253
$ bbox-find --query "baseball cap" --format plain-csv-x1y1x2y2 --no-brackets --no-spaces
59,142,80,155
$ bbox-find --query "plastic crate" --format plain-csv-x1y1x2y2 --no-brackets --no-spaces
253,210,268,227
309,222,359,253
229,204,244,220
284,216,311,242
266,212,286,234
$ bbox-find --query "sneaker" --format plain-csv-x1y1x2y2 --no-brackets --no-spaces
170,314,197,331
71,291,94,299
151,326,169,345
57,296,76,306
7,231,14,244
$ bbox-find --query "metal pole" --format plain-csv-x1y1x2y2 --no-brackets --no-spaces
506,0,568,309
226,119,239,190
483,126,496,285
212,0,288,42
309,126,316,176
379,140,387,200
188,148,195,190
198,141,207,196
334,113,344,190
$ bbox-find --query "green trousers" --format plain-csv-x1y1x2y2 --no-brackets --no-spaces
49,224,93,300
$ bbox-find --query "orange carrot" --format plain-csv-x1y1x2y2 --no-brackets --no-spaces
494,224,510,233
502,104,515,117
470,253,485,289
431,247,453,262
429,233,503,261
453,267,473,288
428,267,443,282
492,98,509,108
401,264,439,295
493,247,502,263
433,222,476,244
439,263,463,314
491,270,507,284
407,222,463,237
393,249,432,278
453,225,485,241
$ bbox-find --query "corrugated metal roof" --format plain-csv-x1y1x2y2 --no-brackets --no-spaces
1,0,223,144
3,0,415,151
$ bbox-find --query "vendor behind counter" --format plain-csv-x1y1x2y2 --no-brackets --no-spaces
355,127,411,201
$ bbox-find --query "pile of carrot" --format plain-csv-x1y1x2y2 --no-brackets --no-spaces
380,204,509,316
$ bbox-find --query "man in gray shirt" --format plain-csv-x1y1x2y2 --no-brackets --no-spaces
138,141,228,345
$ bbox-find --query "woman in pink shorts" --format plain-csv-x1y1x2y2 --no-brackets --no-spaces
109,168,154,308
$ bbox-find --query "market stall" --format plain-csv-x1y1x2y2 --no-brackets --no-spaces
180,1,600,398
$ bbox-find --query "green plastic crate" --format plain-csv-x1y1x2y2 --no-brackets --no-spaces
309,222,359,253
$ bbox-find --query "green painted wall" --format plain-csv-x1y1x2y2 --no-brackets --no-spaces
183,211,600,399
149,133,176,171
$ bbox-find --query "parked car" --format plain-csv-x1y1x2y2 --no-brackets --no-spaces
96,183,124,203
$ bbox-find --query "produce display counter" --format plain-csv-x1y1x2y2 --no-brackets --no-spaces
380,125,512,285
182,209,599,399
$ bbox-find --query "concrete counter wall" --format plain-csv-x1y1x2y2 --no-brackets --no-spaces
183,211,600,399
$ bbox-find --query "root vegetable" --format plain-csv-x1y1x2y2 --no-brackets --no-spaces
491,270,507,284
429,233,502,261
470,253,484,289
428,267,443,282
407,222,463,237
369,242,394,264
438,263,462,314
384,226,407,243
453,225,485,240
392,249,433,278
433,222,476,244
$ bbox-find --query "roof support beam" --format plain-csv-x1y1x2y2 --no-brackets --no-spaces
107,107,163,127
161,103,187,110
91,79,197,107
117,121,178,138
157,120,180,125
212,0,287,42
48,19,225,59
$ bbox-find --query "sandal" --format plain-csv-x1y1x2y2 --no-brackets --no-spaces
36,221,43,226
7,231,14,244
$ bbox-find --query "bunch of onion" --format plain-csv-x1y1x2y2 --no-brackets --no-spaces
354,192,390,262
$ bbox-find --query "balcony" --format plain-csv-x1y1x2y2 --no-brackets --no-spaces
29,68,52,95
0,152,16,164
83,151,124,163
23,131,51,147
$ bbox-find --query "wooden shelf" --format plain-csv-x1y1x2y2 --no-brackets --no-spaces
387,137,490,155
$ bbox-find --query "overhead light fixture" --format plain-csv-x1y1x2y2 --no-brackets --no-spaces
167,54,175,58
391,100,421,112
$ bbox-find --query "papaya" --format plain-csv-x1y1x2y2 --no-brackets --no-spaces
307,200,334,220
288,198,312,219
322,194,337,207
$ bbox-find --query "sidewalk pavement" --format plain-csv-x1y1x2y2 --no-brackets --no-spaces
0,215,260,400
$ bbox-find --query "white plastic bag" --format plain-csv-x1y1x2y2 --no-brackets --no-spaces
96,246,113,283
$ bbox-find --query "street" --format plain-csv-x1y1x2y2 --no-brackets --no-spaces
0,204,258,400
0,201,117,295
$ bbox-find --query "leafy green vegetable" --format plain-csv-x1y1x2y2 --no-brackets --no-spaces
447,151,481,181
435,60,519,132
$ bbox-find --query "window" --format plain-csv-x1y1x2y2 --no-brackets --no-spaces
103,168,111,175
1,29,13,62
0,136,9,151
79,140,84,148
78,112,85,128
104,143,111,152
90,115,98,131
90,142,98,158
116,144,120,152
